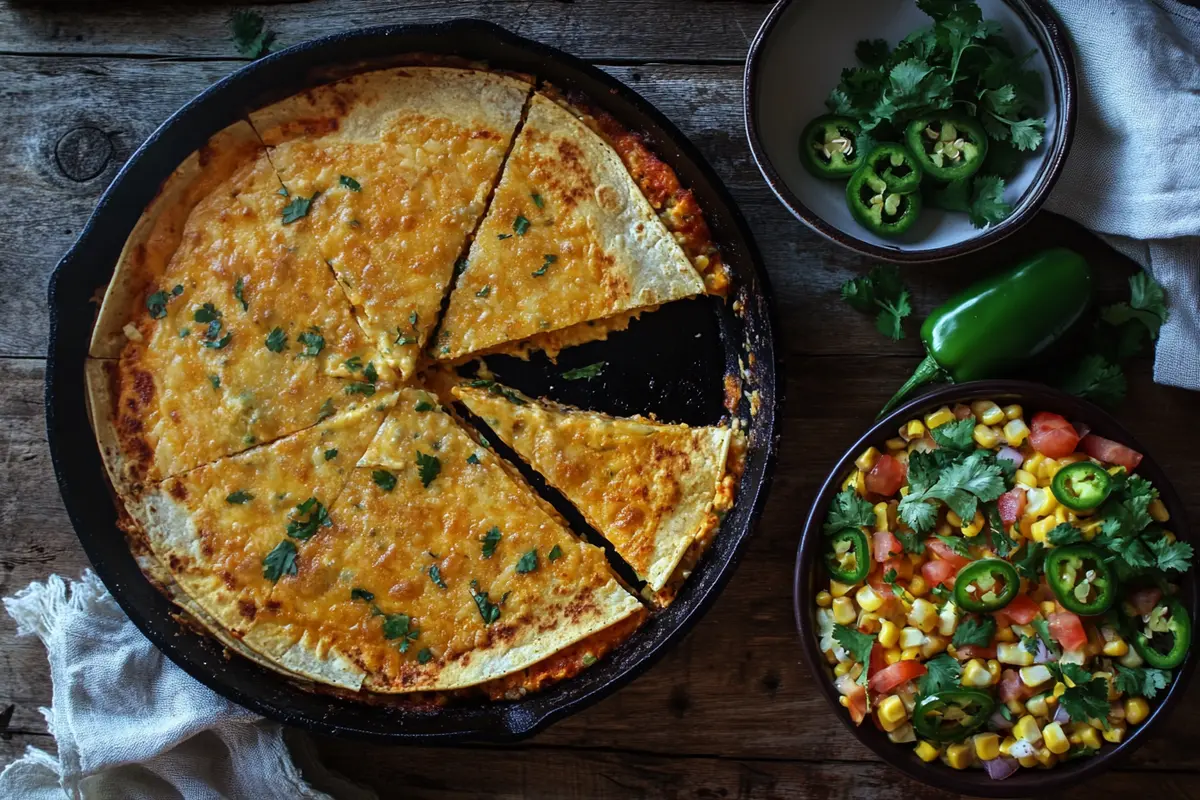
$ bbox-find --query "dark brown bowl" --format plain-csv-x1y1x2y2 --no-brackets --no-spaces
793,380,1196,796
744,0,1077,263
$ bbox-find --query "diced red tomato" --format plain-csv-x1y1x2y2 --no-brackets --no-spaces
882,556,913,581
868,660,928,694
997,487,1027,525
999,669,1033,702
921,558,959,589
1000,594,1040,625
956,644,997,660
835,674,869,725
1128,587,1164,616
869,643,887,677
865,454,906,497
927,539,971,569
1048,611,1088,651
872,531,902,562
1079,434,1144,473
1029,412,1080,459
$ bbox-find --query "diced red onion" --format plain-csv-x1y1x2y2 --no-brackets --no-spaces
988,709,1014,732
997,446,1025,468
1053,704,1071,725
1033,640,1055,664
985,756,1020,781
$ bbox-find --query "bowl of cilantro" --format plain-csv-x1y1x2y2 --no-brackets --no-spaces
793,380,1196,795
744,0,1076,262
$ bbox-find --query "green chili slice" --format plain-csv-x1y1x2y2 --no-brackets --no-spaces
1130,597,1190,669
1051,462,1113,511
903,114,988,182
1045,544,1116,615
954,558,1020,613
825,527,871,584
860,143,923,194
846,167,922,238
800,115,863,179
911,690,995,742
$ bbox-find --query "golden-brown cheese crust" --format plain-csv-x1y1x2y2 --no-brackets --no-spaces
250,68,532,378
111,152,390,491
250,387,641,693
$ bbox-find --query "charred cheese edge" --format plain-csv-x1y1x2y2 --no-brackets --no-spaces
249,68,532,378
243,387,641,693
435,93,705,362
91,147,392,497
452,383,733,600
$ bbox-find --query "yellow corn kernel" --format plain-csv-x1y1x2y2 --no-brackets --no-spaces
1052,681,1067,698
879,695,908,727
884,647,903,665
871,502,890,532
1003,404,1023,420
973,424,1000,449
944,742,973,770
946,510,964,527
997,642,1036,666
1054,506,1073,525
1103,637,1129,658
1079,727,1102,750
1003,418,1030,447
1103,725,1126,744
857,448,882,474
1020,665,1053,689
834,661,852,677
970,400,1004,425
920,635,948,659
924,407,956,430
885,437,907,451
1039,458,1062,481
999,735,1018,756
1125,697,1149,725
962,659,991,688
900,646,921,661
816,590,833,608
830,580,854,598
973,732,1001,761
908,598,938,633
899,627,925,649
908,575,929,597
962,509,985,537
1035,747,1057,768
987,660,1002,682
856,585,885,613
1006,699,1026,717
1149,498,1170,523
915,741,940,762
995,625,1017,643
900,419,926,441
1030,515,1058,543
857,611,882,634
1014,469,1038,488
1017,754,1039,769
1014,715,1042,744
832,596,856,625
877,620,899,649
1023,452,1045,473
1025,694,1049,717
1060,452,1087,465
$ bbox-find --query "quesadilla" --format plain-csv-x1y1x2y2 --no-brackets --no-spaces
243,387,643,692
453,382,736,604
250,68,532,378
87,135,391,497
434,93,706,362
124,401,389,640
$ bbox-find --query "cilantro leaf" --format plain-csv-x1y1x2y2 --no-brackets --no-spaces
416,452,441,488
855,39,891,68
428,564,447,589
824,488,876,535
515,549,539,574
372,469,397,492
1114,666,1171,701
469,580,502,625
146,290,169,320
1057,666,1111,726
281,193,317,224
917,653,961,695
324,448,338,461
286,497,331,540
833,624,876,686
317,398,335,421
968,175,1012,228
230,10,275,59
297,328,324,357
930,418,975,451
985,502,1016,557
952,616,996,648
548,544,564,562
480,526,502,559
1058,354,1127,408
841,266,912,341
1047,523,1083,546
1101,273,1169,341
265,327,287,353
263,540,298,582
233,276,248,312
513,215,531,236
350,587,374,602
1149,536,1194,573
935,534,971,558
897,530,927,555
339,175,362,192
1008,117,1046,151
532,253,557,277
225,489,253,504
562,362,606,381
417,648,433,664
1013,542,1046,580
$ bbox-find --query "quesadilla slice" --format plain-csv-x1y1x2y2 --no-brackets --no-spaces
88,141,393,497
435,93,706,362
244,386,642,692
250,68,532,378
124,401,389,641
453,382,736,604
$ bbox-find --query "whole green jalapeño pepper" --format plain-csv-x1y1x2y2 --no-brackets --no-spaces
826,527,871,584
1051,462,1114,511
1131,597,1191,669
879,248,1092,416
800,115,863,179
904,115,989,182
912,690,995,742
1045,544,1116,615
847,166,922,238
954,558,1020,612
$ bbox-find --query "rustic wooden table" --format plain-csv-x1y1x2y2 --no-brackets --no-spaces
2,2,1199,798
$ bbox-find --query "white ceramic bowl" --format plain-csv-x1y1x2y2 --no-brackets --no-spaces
744,0,1076,262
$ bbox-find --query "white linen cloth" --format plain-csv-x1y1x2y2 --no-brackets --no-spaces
0,571,374,800
1045,0,1200,389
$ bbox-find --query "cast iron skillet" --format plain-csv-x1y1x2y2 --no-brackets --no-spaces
44,21,780,741
794,381,1195,797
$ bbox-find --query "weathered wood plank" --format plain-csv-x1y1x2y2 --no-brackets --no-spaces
0,1,770,62
0,58,1143,358
4,356,1199,769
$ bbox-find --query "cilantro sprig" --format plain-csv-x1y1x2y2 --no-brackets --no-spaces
840,266,912,341
832,624,875,687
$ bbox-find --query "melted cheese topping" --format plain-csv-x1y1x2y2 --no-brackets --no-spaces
257,387,639,692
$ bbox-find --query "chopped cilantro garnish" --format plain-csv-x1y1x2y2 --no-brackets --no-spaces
1013,541,1046,580
225,489,253,504
285,497,331,540
833,624,875,686
428,564,447,589
172,284,184,296
1056,664,1111,726
414,396,435,412
951,616,996,648
929,418,975,451
840,265,912,341
344,382,376,396
562,362,606,381
317,398,335,421
146,290,169,319
467,453,481,465
372,469,397,492
364,361,378,383
548,544,563,561
339,175,362,192
265,326,287,352
480,526,502,559
470,580,502,625
297,327,324,357
350,587,374,602
230,9,274,59
513,215,531,236
323,448,338,461
233,276,248,311
515,549,539,574
531,192,544,208
344,356,362,372
1114,666,1171,701
416,451,440,488
417,647,433,664
917,653,961,695
262,540,297,582
476,285,491,298
281,192,317,224
208,374,221,390
532,254,557,277
1047,523,1083,546
823,488,875,535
